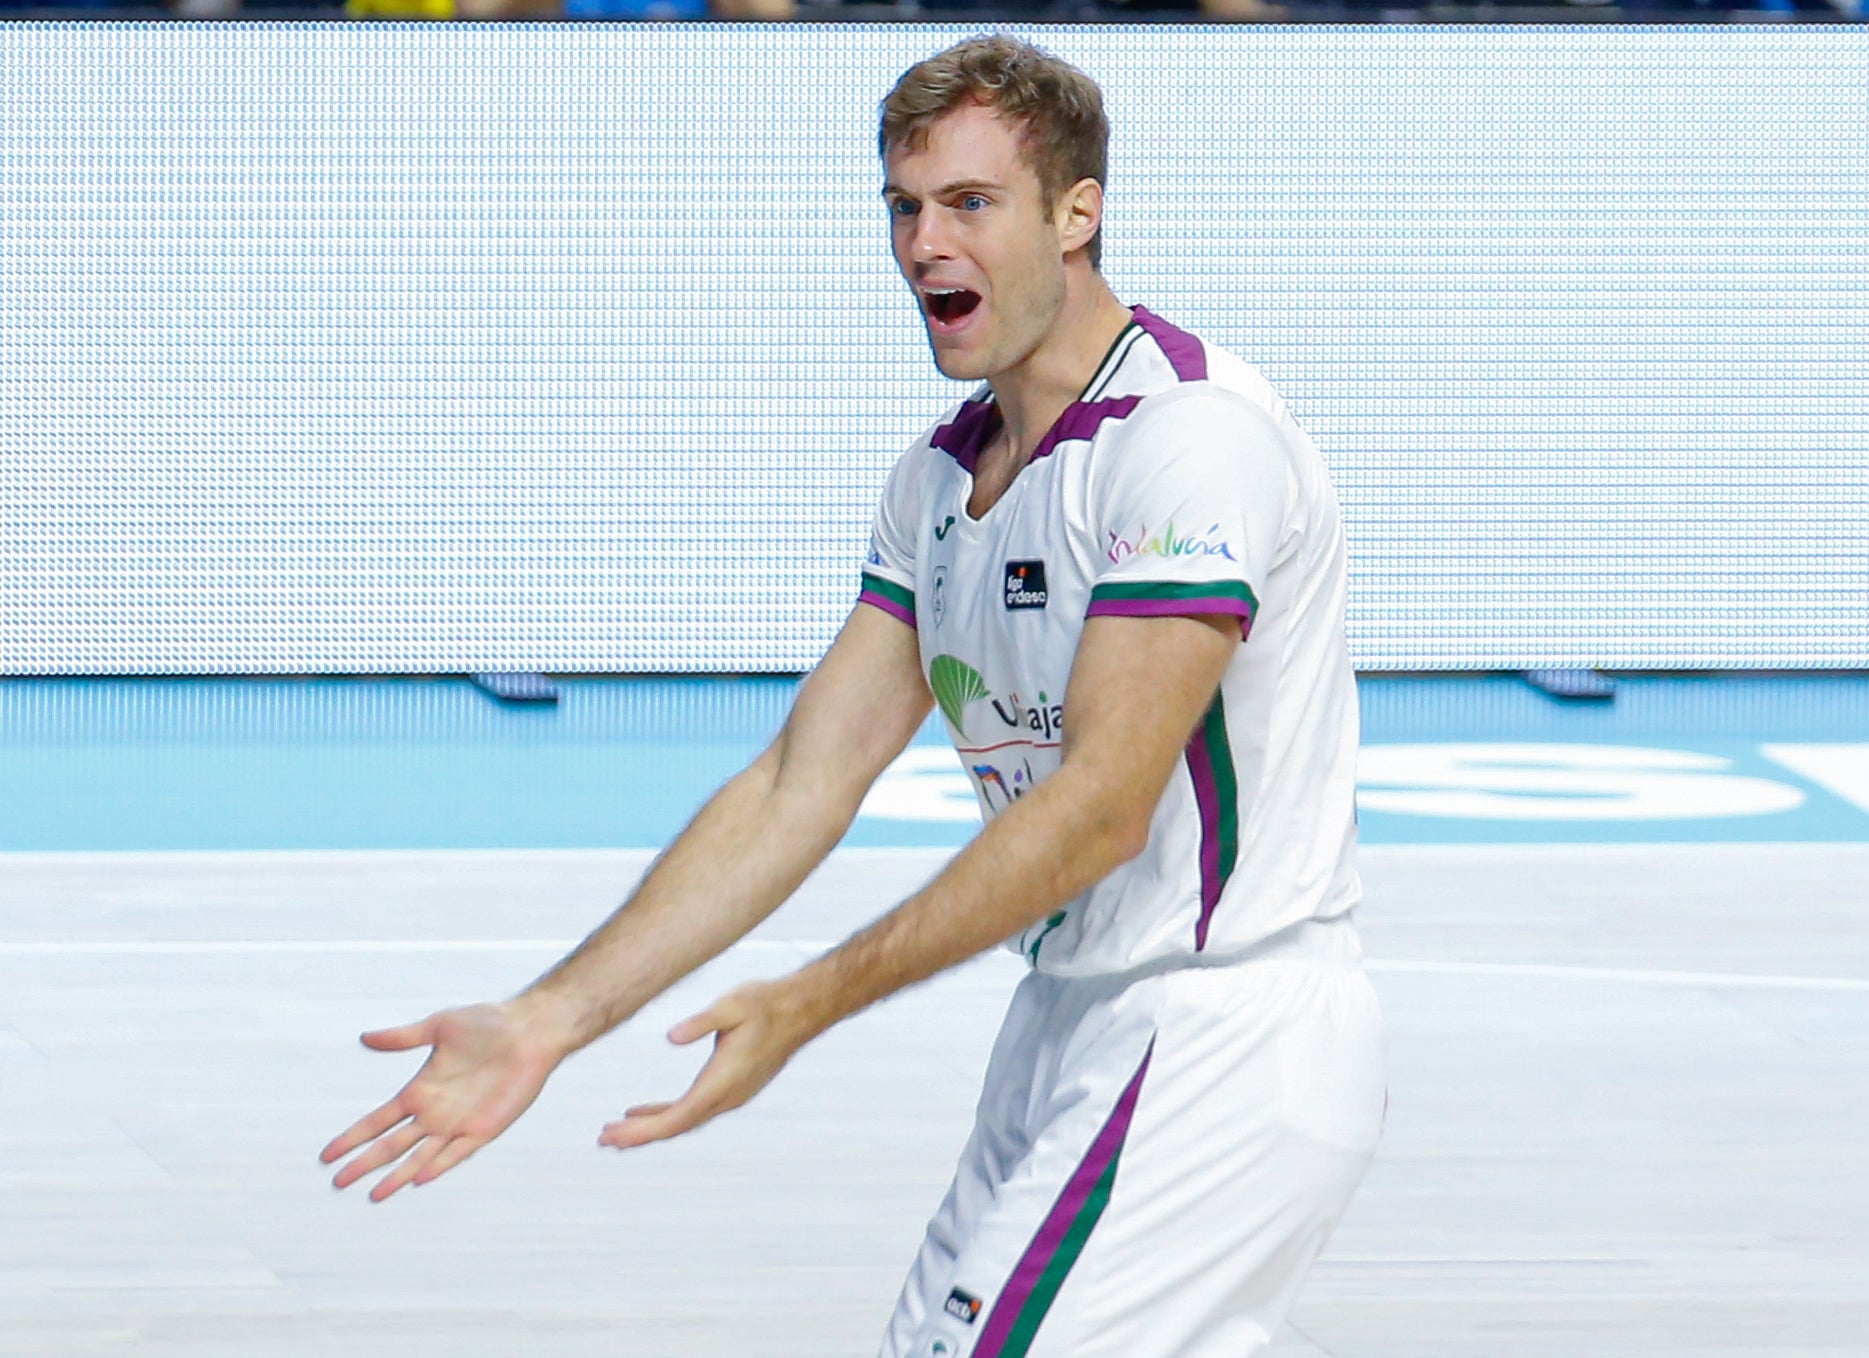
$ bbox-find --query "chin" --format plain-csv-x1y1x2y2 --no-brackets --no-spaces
935,354,991,382
928,341,992,384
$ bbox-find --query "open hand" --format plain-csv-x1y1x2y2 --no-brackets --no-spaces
321,1001,570,1202
598,980,812,1151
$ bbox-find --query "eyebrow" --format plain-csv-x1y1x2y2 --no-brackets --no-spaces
880,177,1003,200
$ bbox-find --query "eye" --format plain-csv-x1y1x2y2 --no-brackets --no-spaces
960,194,987,211
889,198,918,218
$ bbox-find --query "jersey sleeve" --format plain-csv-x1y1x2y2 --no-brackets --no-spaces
857,447,921,629
1087,389,1290,639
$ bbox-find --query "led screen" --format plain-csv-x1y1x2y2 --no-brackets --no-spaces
2,23,1865,673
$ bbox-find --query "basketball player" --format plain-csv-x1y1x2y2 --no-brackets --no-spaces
323,37,1385,1357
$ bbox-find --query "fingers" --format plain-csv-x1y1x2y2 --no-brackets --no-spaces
326,1115,485,1200
331,1120,424,1191
666,1003,729,1047
325,1005,529,1200
321,1097,408,1164
413,1135,484,1186
667,981,764,1044
359,1015,439,1052
600,1051,741,1150
600,1100,708,1150
604,985,793,1151
369,1132,451,1203
323,1014,440,1183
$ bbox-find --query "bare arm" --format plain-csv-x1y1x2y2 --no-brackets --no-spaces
322,602,930,1197
792,613,1236,1024
605,612,1237,1148
517,604,933,1052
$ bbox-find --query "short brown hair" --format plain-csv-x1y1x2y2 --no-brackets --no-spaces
879,36,1110,269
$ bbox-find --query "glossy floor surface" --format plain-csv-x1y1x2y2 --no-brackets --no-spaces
3,843,1865,1358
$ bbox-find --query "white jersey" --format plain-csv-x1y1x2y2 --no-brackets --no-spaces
859,306,1361,977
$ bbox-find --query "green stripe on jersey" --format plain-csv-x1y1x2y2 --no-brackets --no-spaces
1089,578,1258,610
860,572,914,613
1026,910,1068,962
1202,693,1241,889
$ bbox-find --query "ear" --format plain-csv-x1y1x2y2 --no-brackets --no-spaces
1056,177,1103,258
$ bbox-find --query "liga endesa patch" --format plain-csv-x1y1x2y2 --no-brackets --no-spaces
1003,560,1048,610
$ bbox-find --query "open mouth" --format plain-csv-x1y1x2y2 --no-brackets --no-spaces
924,288,982,326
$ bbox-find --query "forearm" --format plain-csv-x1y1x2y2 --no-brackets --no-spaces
517,747,861,1054
781,768,1144,1039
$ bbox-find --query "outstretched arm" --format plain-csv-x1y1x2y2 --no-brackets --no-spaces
321,602,931,1198
604,611,1237,1149
518,604,932,1051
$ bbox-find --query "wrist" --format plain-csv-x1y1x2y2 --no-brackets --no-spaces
770,963,845,1046
505,986,596,1060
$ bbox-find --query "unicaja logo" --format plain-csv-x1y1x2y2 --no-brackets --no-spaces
929,655,1065,743
929,655,989,737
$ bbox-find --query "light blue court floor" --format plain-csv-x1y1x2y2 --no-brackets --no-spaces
2,672,1868,852
1,675,1866,1357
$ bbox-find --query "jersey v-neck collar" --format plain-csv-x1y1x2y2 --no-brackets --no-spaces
929,309,1148,476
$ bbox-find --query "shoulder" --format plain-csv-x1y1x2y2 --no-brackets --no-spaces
1104,381,1292,469
1102,312,1312,457
1109,309,1292,434
1122,308,1281,407
1086,378,1300,526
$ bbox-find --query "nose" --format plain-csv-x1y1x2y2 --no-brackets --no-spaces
908,206,956,266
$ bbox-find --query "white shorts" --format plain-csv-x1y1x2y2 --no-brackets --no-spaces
879,917,1387,1358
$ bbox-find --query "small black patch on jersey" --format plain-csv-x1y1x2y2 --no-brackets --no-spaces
944,1288,983,1325
1003,560,1048,611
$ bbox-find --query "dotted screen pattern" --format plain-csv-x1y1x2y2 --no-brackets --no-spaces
2,24,1865,675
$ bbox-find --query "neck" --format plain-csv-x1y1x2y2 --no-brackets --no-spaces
987,274,1133,460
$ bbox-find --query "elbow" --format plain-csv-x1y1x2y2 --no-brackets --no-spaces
1090,808,1153,875
1114,820,1153,868
1053,773,1155,877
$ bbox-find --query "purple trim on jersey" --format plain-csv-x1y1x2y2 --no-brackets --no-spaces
1086,595,1254,637
931,399,1000,474
933,395,1143,474
858,589,916,629
1131,305,1208,383
1028,396,1142,465
974,1042,1154,1358
1185,734,1225,948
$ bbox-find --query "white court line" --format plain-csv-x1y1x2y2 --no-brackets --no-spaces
5,844,1864,866
0,938,1864,992
1366,958,1869,992
0,938,733,955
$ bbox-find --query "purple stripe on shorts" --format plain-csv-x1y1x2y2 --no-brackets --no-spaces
1086,595,1254,637
1184,731,1224,949
1131,305,1208,383
974,1044,1155,1358
931,399,1000,474
858,590,915,628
